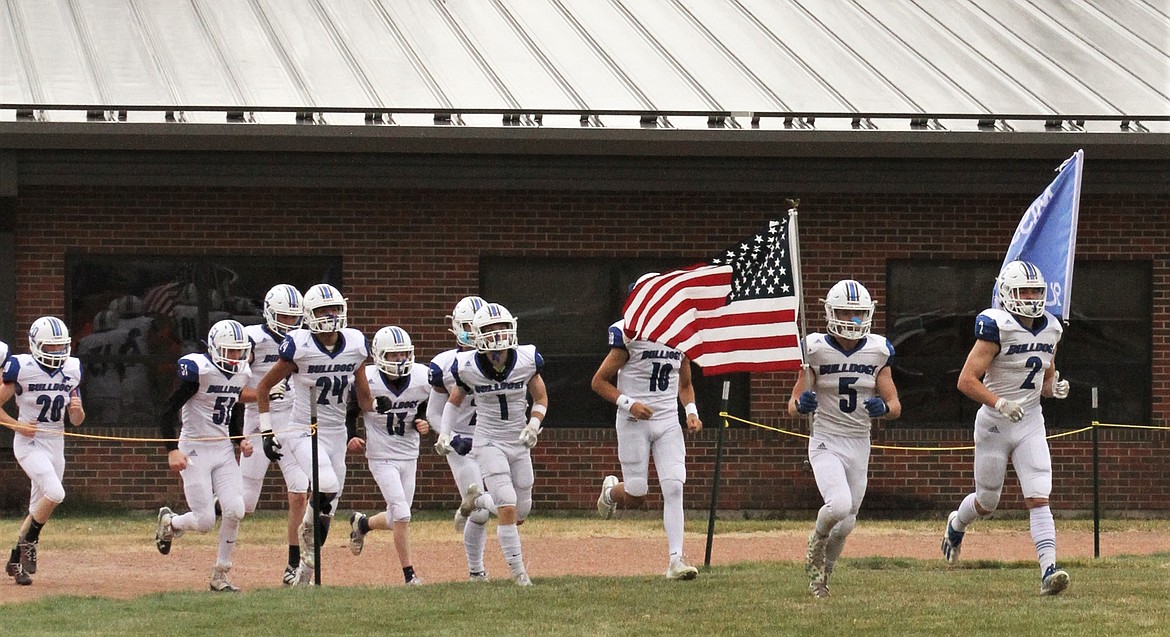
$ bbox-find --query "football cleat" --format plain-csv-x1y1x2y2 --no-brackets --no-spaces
666,557,699,581
209,565,240,593
597,475,618,519
155,507,175,555
282,564,298,587
18,540,37,574
941,511,964,565
468,571,489,582
806,531,827,582
459,482,484,519
348,511,368,556
1040,565,1069,596
7,561,32,586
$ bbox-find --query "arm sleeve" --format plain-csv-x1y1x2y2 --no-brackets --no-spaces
346,396,361,440
228,402,245,444
158,381,199,452
426,388,445,425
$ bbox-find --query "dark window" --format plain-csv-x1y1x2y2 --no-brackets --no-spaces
481,257,750,427
66,254,342,427
887,260,1151,427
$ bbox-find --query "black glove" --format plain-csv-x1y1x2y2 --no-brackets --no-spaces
451,434,473,456
375,395,393,414
262,431,283,462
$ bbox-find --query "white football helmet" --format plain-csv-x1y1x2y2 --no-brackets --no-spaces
372,326,414,378
824,279,875,340
92,310,118,333
108,295,144,318
471,303,518,353
302,284,347,333
447,296,486,348
208,319,251,374
263,284,304,335
997,260,1046,318
29,316,71,369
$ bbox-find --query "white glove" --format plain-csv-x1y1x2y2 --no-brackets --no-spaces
1051,371,1070,400
268,379,289,402
434,431,453,456
518,420,543,448
994,398,1025,423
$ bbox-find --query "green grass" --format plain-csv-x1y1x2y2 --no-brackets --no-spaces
2,557,1170,636
3,515,1170,636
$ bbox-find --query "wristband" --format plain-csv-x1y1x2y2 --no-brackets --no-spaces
259,412,272,432
616,394,634,411
684,403,699,417
531,403,547,416
528,416,542,429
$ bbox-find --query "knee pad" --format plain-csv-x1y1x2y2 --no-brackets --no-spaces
44,486,66,506
389,501,411,522
975,489,1001,514
484,474,517,507
190,511,217,533
220,498,245,522
660,478,684,502
624,477,649,498
515,489,532,522
469,508,491,525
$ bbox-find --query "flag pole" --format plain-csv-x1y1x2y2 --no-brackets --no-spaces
703,379,731,569
786,202,814,435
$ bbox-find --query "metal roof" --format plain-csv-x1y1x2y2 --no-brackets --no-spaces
1,0,1168,133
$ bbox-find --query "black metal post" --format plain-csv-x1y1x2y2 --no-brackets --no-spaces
310,387,321,584
1092,386,1100,559
704,380,731,569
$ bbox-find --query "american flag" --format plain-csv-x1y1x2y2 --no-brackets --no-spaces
623,217,803,375
142,281,184,316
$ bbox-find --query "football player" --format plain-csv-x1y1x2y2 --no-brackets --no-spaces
255,283,374,585
1,319,84,586
435,303,548,585
427,295,498,581
941,261,1071,595
788,280,901,598
347,326,430,585
237,284,310,585
153,319,253,592
592,274,704,581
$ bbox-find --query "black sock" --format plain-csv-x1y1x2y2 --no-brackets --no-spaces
315,516,331,545
288,545,300,568
358,516,371,535
25,519,45,544
403,566,415,583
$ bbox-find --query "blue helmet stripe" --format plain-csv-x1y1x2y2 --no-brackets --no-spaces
286,285,298,308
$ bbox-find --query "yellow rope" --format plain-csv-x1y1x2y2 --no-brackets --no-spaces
718,412,1167,452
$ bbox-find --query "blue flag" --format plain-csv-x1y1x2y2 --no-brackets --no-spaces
996,149,1082,323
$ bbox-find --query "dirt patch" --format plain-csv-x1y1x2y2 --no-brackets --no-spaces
3,525,1165,604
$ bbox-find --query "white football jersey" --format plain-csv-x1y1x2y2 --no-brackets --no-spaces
975,308,1063,417
176,353,249,442
75,330,122,399
2,354,83,432
428,348,477,436
361,364,430,461
279,328,368,431
451,345,543,443
243,323,295,420
608,321,684,423
804,333,894,438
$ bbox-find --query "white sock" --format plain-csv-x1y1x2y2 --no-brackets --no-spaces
662,480,685,559
497,524,525,575
954,493,982,531
475,493,498,516
216,515,240,566
1029,505,1057,575
464,520,487,574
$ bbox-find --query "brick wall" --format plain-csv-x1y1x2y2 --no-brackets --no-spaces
3,185,1169,514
